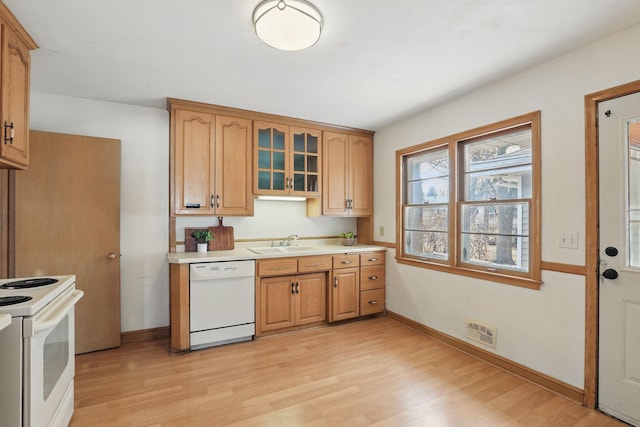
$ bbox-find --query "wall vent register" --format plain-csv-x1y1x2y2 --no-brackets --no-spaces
465,319,497,348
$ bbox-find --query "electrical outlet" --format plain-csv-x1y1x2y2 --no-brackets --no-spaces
558,232,579,249
379,226,384,236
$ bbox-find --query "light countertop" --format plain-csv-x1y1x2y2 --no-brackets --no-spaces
0,314,11,331
167,242,388,264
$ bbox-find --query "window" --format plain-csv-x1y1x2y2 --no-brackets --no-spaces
397,112,541,289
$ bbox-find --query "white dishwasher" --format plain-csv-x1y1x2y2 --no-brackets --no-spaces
189,260,255,350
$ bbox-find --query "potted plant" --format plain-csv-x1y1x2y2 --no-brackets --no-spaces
192,230,212,253
339,231,355,246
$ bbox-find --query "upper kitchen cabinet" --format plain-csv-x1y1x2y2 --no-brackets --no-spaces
169,100,253,216
321,131,373,216
254,121,321,197
0,3,37,170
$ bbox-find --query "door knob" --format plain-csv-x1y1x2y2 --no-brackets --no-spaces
108,253,117,260
602,268,618,280
604,246,619,257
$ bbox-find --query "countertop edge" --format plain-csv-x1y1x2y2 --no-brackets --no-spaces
167,245,388,264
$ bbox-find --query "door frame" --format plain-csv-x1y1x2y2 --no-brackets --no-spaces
584,79,640,408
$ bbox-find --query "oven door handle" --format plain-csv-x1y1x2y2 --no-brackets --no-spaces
32,290,84,335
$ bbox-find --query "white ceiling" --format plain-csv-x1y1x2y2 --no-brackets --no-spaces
5,0,640,130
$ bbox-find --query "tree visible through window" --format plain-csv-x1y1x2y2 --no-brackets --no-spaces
397,112,541,288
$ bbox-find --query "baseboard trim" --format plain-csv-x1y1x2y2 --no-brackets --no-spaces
386,311,584,404
121,326,170,343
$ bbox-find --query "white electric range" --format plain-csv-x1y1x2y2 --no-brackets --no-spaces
0,275,83,427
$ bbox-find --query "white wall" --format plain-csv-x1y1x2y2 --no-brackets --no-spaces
28,93,357,332
374,23,640,388
29,93,170,332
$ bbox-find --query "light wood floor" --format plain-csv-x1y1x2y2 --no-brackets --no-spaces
71,317,625,426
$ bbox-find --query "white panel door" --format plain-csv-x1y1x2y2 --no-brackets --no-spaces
598,91,640,426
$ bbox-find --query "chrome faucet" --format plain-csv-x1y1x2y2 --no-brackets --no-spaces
284,234,298,246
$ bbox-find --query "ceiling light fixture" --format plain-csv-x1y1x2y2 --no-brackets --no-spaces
253,0,323,51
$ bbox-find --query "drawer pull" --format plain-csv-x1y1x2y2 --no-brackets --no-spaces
368,300,378,305
341,260,352,264
368,258,378,262
368,276,378,280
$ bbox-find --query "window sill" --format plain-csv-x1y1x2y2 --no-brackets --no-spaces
395,256,542,290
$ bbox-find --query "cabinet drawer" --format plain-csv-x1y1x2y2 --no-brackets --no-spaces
360,289,385,315
298,255,332,273
360,252,385,266
333,254,360,269
360,265,385,290
257,258,297,276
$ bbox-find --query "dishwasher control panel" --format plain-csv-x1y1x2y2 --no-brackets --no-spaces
190,260,255,280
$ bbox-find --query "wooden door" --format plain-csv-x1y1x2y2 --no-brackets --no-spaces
0,25,30,169
215,116,252,215
330,267,359,322
296,273,326,325
14,130,121,354
597,92,640,425
173,109,215,214
260,275,295,331
322,131,349,215
348,135,373,216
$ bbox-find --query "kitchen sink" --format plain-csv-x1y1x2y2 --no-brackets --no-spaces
248,246,318,254
281,246,317,252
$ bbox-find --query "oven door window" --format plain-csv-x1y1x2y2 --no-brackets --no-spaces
43,315,69,400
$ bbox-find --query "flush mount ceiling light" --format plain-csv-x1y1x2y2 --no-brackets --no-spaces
253,0,323,51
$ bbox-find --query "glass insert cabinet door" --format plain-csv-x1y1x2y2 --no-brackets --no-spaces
254,121,321,196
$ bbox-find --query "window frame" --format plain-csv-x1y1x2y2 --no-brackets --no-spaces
396,111,542,289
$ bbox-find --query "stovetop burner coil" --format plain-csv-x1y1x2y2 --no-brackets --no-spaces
0,278,59,289
0,296,33,306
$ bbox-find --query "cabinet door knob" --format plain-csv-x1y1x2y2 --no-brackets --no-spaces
210,194,215,208
216,194,220,208
291,282,296,294
333,277,338,288
108,253,117,260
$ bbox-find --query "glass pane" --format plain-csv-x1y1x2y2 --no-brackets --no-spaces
293,173,305,191
273,130,285,150
258,128,271,149
258,171,271,190
461,234,529,272
404,206,448,231
43,315,69,400
293,153,305,172
460,201,529,272
405,230,448,260
464,128,531,173
407,177,449,204
630,221,640,267
461,202,529,235
308,175,318,192
293,133,305,152
406,149,448,180
630,148,640,210
307,155,318,173
273,151,285,171
465,168,531,201
273,172,285,190
308,135,318,153
258,150,271,169
628,121,640,265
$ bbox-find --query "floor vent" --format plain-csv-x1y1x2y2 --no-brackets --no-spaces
465,319,497,348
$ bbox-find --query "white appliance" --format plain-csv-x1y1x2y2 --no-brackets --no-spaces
189,261,255,350
0,275,83,427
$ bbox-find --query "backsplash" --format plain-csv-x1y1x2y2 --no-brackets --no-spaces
176,199,356,244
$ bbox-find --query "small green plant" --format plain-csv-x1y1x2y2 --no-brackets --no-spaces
339,231,355,239
191,230,212,243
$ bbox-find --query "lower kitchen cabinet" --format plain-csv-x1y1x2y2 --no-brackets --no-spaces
359,252,386,315
329,254,360,322
260,272,326,333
